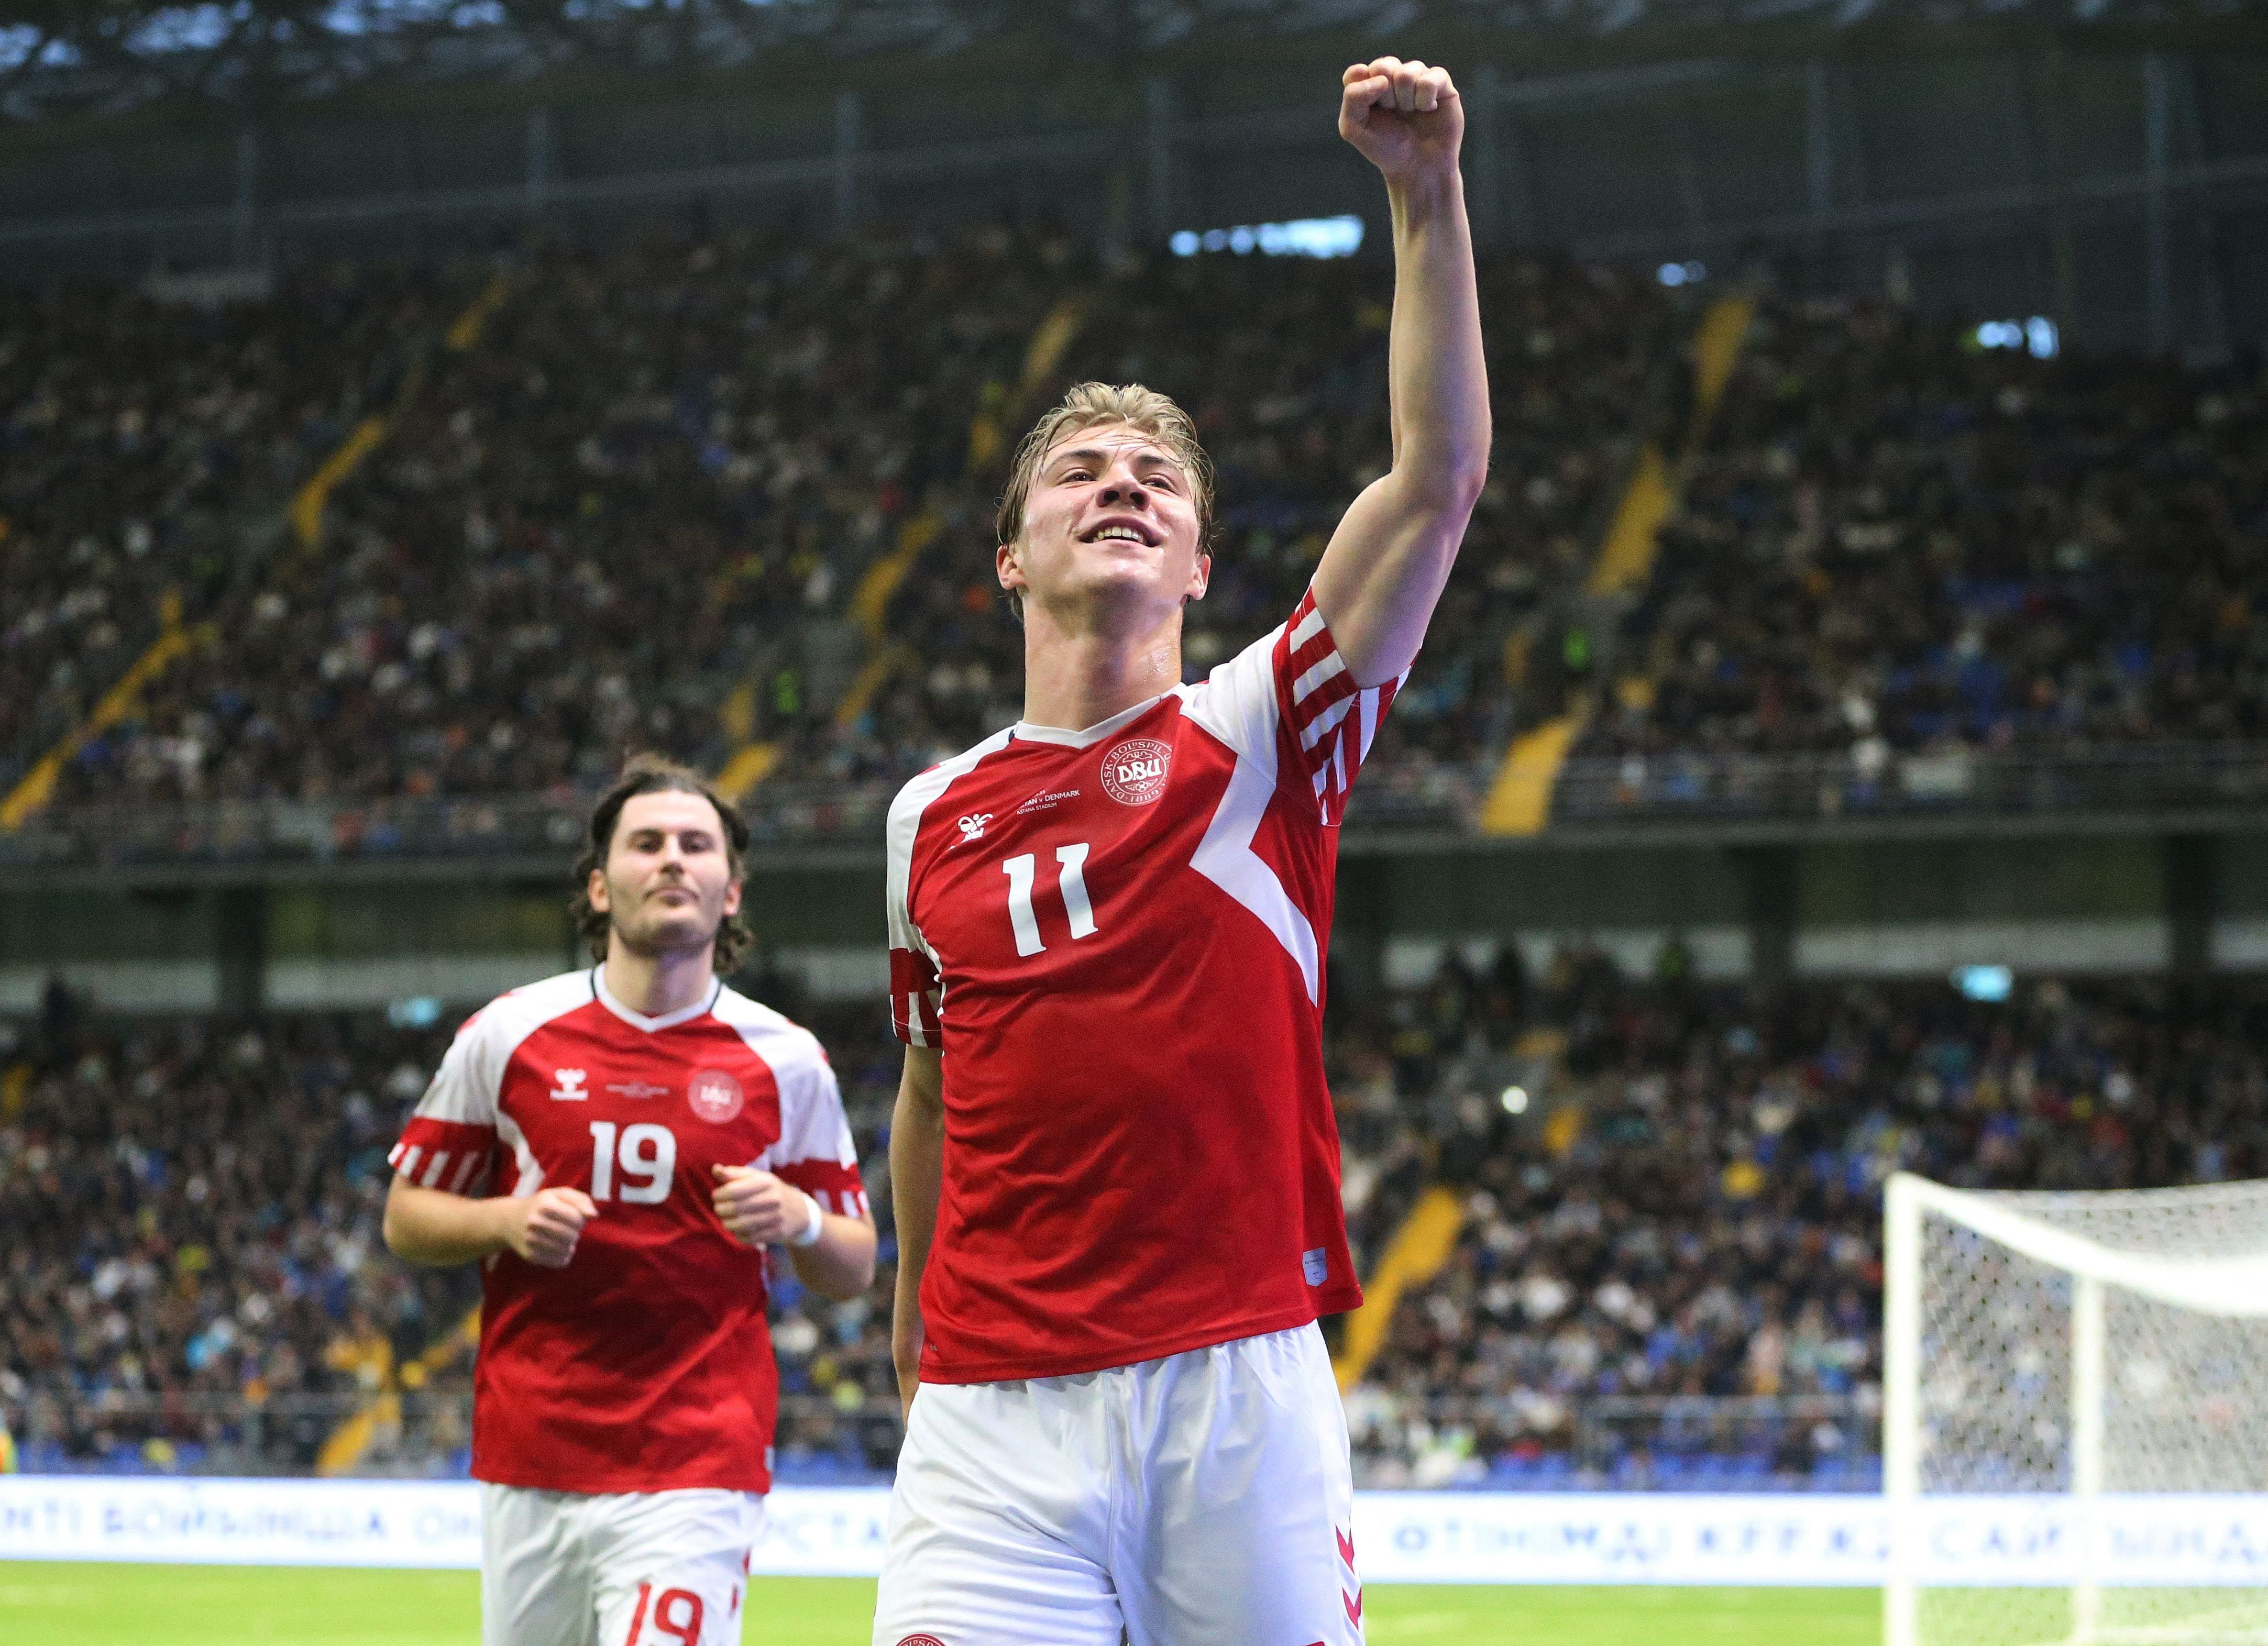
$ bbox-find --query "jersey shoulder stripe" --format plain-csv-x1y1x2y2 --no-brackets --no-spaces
419,970,596,1124
886,726,1018,904
885,727,1015,1047
388,970,597,1190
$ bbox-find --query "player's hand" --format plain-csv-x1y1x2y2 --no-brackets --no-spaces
1338,58,1463,184
711,1164,816,1248
505,1187,597,1268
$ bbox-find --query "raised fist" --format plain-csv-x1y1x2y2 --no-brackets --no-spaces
1338,57,1463,184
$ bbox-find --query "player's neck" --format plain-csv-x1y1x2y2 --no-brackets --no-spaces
600,943,717,1021
1019,599,1182,733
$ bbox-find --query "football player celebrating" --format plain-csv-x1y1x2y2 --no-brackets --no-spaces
383,755,876,1646
876,57,1488,1646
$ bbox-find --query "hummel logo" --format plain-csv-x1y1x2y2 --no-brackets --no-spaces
956,813,992,843
549,1068,588,1101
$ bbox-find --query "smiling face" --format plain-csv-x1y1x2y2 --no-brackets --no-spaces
999,423,1210,626
586,789,743,962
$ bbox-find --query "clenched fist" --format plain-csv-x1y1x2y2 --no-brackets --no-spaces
503,1186,598,1268
1339,57,1463,184
712,1164,819,1249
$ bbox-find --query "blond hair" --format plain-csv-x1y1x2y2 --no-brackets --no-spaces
995,382,1215,551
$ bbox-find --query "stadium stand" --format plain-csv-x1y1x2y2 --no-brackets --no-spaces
0,266,459,810
8,229,1681,819
10,953,2262,1488
0,984,902,1480
5,212,2265,1504
13,235,2263,849
1581,300,2268,764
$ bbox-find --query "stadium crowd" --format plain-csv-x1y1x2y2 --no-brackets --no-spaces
7,954,2262,1487
1581,301,2268,766
0,266,459,804
12,227,1674,815
1333,951,2263,1488
9,228,2267,831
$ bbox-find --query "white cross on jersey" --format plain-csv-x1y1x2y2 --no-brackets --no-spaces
885,586,1402,1384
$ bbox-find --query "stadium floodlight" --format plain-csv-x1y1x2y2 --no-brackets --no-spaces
1974,317,2060,359
1170,216,1365,259
1884,1172,2268,1646
1952,964,2013,1001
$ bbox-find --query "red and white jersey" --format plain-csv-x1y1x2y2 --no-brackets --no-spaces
887,586,1401,1383
389,968,863,1496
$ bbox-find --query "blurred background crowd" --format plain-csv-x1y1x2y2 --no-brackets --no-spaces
8,951,2260,1488
9,227,2259,828
5,198,2266,1495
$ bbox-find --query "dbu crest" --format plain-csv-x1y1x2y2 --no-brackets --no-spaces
1100,737,1172,805
687,1068,745,1124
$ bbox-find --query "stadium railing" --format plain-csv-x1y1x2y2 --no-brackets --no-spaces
7,743,2265,868
13,1388,1878,1490
1364,1391,1878,1492
1553,741,2268,830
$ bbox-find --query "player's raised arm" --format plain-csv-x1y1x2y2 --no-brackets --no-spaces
1311,56,1491,688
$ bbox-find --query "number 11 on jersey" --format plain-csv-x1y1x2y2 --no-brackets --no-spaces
1002,843,1096,957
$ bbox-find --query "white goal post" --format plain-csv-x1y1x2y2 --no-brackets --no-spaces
1885,1172,2268,1646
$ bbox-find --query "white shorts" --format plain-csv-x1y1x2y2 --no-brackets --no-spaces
480,1482,764,1646
873,1322,1361,1646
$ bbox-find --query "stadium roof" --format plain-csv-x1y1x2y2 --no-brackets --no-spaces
5,0,2260,125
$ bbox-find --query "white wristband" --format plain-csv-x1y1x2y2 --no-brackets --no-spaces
786,1191,825,1247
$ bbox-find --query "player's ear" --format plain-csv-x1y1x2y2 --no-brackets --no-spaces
1186,550,1210,603
996,539,1024,594
586,867,610,914
721,877,743,919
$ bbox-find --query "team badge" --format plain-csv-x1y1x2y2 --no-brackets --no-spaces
1100,737,1172,805
895,1637,949,1646
687,1068,745,1124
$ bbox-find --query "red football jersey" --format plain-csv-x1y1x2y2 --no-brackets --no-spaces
887,587,1400,1383
389,968,864,1495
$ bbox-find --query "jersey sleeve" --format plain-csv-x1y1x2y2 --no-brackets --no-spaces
885,780,944,1047
766,1045,868,1220
387,1009,505,1197
1201,584,1405,825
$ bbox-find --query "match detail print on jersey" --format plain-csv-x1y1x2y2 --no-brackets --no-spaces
882,586,1400,1383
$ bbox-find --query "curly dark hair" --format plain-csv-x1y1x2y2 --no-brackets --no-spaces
571,754,753,973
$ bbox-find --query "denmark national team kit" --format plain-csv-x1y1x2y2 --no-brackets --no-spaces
875,588,1395,1646
391,586,1395,1646
392,969,863,1644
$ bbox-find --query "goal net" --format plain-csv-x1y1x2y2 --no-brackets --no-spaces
1885,1173,2268,1646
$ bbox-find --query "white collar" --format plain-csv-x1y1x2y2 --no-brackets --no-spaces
591,967,721,1033
1012,690,1170,750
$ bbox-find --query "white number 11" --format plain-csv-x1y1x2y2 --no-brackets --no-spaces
1003,843,1096,957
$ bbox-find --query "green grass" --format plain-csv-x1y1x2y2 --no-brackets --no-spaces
0,1563,1884,1643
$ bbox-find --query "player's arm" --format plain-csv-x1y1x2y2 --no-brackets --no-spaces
382,1177,597,1268
1309,56,1491,689
710,1165,877,1298
887,1043,945,1416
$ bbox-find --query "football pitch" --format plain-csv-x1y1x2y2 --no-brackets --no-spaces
0,1563,1884,1643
